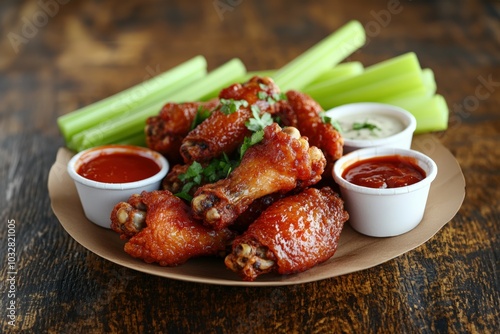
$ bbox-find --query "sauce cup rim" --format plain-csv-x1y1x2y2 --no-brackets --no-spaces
324,102,417,147
67,144,169,190
332,147,438,195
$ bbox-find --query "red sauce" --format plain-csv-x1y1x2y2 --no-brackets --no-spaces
342,155,426,189
77,152,161,183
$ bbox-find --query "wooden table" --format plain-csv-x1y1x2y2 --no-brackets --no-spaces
1,1,499,333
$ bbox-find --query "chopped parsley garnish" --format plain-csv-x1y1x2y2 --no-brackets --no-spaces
257,90,286,105
257,91,268,100
319,111,343,133
239,105,275,158
176,93,282,201
219,98,249,115
246,105,273,132
352,121,381,132
176,154,238,201
239,130,264,160
190,105,212,130
178,161,204,184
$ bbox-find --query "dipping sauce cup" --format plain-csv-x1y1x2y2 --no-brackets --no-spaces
324,102,417,154
67,145,169,228
332,147,437,237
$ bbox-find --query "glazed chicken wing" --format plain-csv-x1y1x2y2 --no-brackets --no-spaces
225,187,349,281
191,123,326,230
285,90,344,162
218,76,281,111
180,106,252,163
110,190,234,266
180,76,281,163
145,100,219,164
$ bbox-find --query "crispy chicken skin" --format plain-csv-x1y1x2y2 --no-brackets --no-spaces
285,90,344,162
180,106,252,163
218,76,281,112
110,190,234,266
179,76,281,163
225,187,349,281
145,100,219,164
191,123,326,230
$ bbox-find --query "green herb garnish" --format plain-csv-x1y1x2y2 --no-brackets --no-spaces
190,105,213,130
176,154,238,201
239,130,264,160
256,90,286,106
319,111,343,133
219,98,249,115
352,121,381,132
239,104,274,158
246,105,273,132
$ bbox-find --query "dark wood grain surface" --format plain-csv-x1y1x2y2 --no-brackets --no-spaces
1,1,499,333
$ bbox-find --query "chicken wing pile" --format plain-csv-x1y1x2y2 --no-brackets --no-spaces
111,76,349,281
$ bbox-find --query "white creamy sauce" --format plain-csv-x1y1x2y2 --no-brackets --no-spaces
337,114,404,140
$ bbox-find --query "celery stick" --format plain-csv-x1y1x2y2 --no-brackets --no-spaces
72,58,247,151
115,131,147,147
58,55,207,142
306,61,364,87
422,68,436,93
304,52,421,102
381,85,435,105
382,68,436,102
195,59,248,101
314,69,426,110
272,20,366,91
388,95,449,133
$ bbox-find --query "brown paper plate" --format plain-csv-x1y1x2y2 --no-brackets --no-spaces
48,134,465,286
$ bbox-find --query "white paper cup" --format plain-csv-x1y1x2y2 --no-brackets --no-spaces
67,145,169,228
332,147,437,237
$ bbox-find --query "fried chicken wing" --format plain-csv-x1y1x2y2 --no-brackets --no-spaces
285,90,344,162
225,187,349,281
191,123,326,230
180,76,281,163
110,190,234,266
145,100,219,164
218,76,281,112
180,106,252,163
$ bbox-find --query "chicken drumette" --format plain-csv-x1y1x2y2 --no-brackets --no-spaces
191,123,326,230
283,90,344,163
225,187,349,281
179,76,282,163
110,190,234,266
145,100,219,164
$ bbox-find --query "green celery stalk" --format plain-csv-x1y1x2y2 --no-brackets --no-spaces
304,52,424,109
387,94,449,133
272,20,366,91
421,68,436,93
195,59,248,101
306,61,364,87
71,58,247,151
379,68,436,102
115,131,147,147
58,55,207,143
379,87,435,107
314,70,426,109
